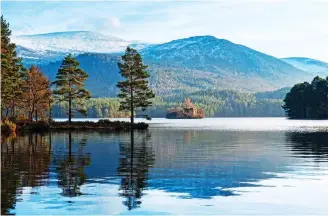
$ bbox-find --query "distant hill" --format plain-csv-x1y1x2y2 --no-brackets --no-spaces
38,53,122,97
255,87,291,100
282,57,328,77
15,32,313,96
141,36,309,83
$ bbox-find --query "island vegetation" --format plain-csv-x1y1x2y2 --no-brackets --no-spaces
166,98,205,119
282,76,328,119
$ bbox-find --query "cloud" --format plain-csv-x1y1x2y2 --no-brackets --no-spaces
2,0,328,61
111,17,121,28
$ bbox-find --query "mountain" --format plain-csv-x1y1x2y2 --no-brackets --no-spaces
16,45,68,65
13,31,150,64
15,33,313,96
141,36,310,91
281,57,328,77
255,87,291,100
13,31,129,53
39,53,121,97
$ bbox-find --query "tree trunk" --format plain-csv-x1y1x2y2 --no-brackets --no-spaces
11,100,15,118
48,100,52,122
5,108,9,118
68,97,72,125
29,111,32,122
30,104,35,122
130,75,134,127
130,99,134,125
35,110,38,121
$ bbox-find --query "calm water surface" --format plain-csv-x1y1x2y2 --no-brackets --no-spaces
2,118,328,215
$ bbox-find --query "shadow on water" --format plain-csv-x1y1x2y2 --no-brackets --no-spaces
52,131,91,197
1,133,51,215
285,132,328,159
2,129,328,214
117,130,155,210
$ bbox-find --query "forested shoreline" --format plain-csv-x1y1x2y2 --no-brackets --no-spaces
51,89,286,118
1,15,328,128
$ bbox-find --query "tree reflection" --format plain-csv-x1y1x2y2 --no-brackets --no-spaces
53,132,91,197
286,132,328,158
1,133,51,215
117,130,155,210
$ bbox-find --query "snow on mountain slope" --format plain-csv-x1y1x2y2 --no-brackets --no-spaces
13,31,148,53
281,57,328,76
141,35,309,80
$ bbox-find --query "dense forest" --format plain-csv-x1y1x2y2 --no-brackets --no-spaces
283,76,328,119
51,89,286,118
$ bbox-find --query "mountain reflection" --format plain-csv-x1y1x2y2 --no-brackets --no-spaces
1,133,51,215
2,129,328,214
146,130,289,199
52,132,91,197
117,130,155,210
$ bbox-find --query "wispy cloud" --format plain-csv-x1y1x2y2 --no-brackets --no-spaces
1,0,328,61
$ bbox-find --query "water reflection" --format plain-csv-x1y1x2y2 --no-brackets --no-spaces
147,130,286,199
117,130,155,210
1,133,51,215
286,132,328,159
1,128,328,215
52,132,91,197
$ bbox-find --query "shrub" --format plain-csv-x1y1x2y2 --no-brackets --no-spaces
17,114,28,121
1,119,17,133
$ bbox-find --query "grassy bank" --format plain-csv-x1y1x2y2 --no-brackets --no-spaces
1,119,148,134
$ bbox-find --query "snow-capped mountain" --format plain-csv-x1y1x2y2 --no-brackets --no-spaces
34,35,314,96
13,31,132,53
13,31,151,64
281,57,328,76
15,33,316,95
141,35,309,81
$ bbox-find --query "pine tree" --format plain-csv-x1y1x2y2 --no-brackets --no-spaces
1,16,26,118
53,54,91,124
117,47,155,124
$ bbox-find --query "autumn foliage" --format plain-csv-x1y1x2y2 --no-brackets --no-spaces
166,98,205,119
22,66,52,121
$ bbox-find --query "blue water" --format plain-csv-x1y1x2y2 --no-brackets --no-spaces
2,118,328,215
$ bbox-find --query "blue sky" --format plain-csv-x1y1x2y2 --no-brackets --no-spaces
1,0,328,61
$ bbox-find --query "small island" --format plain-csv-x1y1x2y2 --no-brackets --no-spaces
166,98,205,119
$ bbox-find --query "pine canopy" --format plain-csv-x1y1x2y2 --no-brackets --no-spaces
117,46,155,122
1,15,26,117
53,54,91,122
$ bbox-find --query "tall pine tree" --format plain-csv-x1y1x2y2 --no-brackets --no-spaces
53,54,91,124
1,16,25,118
117,47,155,124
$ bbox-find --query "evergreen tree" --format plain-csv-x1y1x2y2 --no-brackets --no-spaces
283,76,328,119
117,47,155,124
53,54,91,124
1,16,26,118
